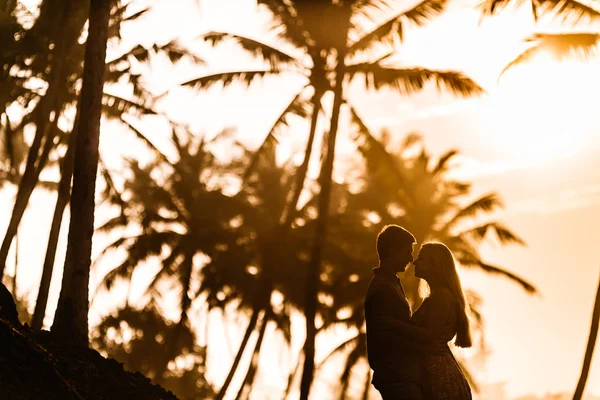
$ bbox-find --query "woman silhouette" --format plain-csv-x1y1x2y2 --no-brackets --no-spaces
411,242,472,399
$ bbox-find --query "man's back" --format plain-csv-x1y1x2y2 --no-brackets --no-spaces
364,269,422,388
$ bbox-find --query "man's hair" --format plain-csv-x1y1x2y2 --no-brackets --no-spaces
376,225,415,261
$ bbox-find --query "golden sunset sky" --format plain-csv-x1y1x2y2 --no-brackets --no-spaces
3,0,600,399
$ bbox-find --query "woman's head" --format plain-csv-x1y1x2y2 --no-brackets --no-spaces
414,242,472,348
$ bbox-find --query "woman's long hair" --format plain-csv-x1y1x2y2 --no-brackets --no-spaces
421,242,472,348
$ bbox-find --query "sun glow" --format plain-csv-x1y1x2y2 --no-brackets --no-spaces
484,50,600,165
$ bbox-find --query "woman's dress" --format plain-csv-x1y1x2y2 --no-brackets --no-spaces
411,295,472,400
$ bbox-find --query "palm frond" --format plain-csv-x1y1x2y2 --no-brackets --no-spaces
479,0,532,16
121,7,150,23
444,193,504,230
349,0,447,55
256,0,312,50
146,244,186,294
96,215,128,234
500,33,600,77
242,90,309,181
338,339,366,398
93,236,133,267
461,221,526,246
120,118,173,165
102,93,156,117
180,70,280,91
399,131,423,152
347,102,391,160
538,0,600,22
203,31,301,69
317,334,362,369
347,63,485,97
347,103,409,192
352,0,392,13
156,40,205,64
432,149,459,175
474,261,537,293
98,231,183,291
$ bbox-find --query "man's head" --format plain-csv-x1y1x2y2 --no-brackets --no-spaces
376,225,416,273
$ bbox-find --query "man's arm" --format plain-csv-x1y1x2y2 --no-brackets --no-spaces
371,316,435,343
366,285,434,343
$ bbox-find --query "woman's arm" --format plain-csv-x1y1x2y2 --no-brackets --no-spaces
371,317,448,355
371,289,456,346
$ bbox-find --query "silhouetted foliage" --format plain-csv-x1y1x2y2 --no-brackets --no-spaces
92,304,214,400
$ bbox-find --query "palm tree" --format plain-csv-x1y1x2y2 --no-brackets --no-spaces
50,0,112,346
316,118,536,397
94,126,247,379
183,2,484,395
0,0,202,283
208,140,309,400
0,0,91,278
479,0,600,74
573,271,600,400
29,17,202,330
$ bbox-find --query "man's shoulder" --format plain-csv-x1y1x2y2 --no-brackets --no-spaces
366,274,393,293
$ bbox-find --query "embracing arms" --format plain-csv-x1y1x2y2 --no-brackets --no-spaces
369,287,456,348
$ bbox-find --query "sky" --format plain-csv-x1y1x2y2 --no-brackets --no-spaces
2,0,600,399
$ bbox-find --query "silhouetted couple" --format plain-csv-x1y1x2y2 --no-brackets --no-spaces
364,225,472,400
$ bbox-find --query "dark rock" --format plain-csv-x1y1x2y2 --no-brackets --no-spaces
0,289,178,400
0,282,18,325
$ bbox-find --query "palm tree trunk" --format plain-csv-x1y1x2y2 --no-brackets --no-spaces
282,347,304,400
32,121,78,330
234,311,268,400
214,307,263,400
361,370,371,400
51,0,111,346
280,89,323,232
573,272,600,400
11,231,18,295
0,1,86,277
299,55,348,400
0,110,58,277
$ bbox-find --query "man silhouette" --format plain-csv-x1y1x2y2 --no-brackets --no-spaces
364,225,426,399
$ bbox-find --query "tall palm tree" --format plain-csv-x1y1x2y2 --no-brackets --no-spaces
94,125,248,377
209,140,310,400
50,0,112,346
0,0,91,278
29,21,202,330
183,2,484,395
0,0,202,282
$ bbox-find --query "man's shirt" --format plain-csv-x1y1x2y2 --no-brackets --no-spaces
364,267,422,387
